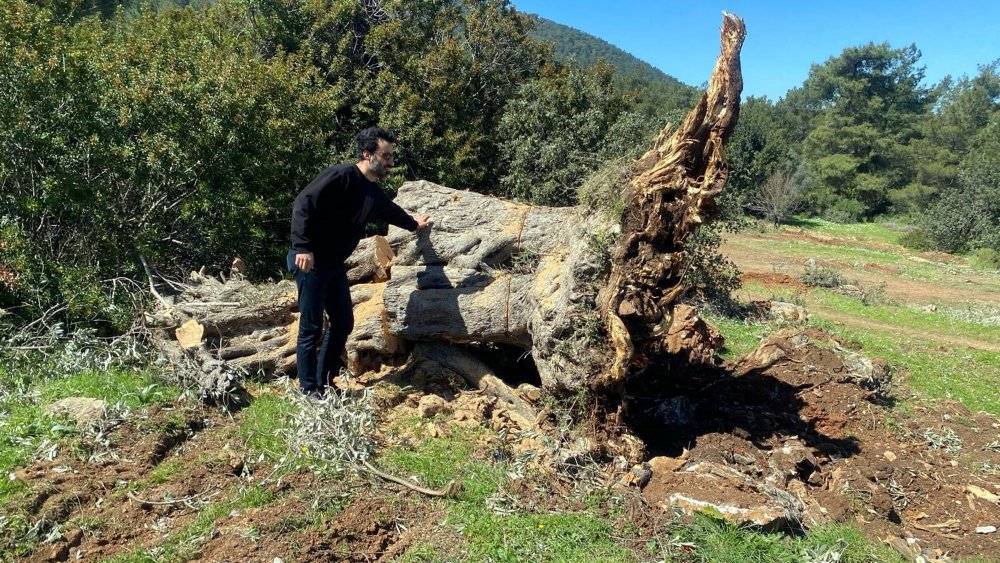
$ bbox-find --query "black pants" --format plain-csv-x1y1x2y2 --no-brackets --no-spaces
286,250,353,395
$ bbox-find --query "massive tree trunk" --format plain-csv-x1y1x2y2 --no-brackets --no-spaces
148,14,746,403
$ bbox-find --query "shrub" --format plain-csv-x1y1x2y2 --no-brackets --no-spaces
800,261,844,288
821,197,866,224
971,247,1000,269
898,228,936,251
0,1,340,329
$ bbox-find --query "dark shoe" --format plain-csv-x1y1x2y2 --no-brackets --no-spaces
302,388,325,400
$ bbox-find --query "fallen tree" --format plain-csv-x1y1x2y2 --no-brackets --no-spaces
148,14,747,409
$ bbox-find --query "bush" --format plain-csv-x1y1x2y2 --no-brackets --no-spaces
800,261,844,288
898,228,936,252
499,61,652,206
971,247,1000,269
821,197,866,224
0,1,340,328
916,121,1000,254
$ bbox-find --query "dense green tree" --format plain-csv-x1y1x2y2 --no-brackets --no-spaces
784,43,934,219
0,0,340,327
723,96,791,212
918,117,1000,254
235,0,546,192
498,61,650,206
903,61,1000,209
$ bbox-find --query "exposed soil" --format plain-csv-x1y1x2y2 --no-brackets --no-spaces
8,324,1000,561
740,272,808,291
629,328,1000,560
722,232,1000,307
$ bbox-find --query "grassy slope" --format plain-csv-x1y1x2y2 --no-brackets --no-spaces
717,218,1000,417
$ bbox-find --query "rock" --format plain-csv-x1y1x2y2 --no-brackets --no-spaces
651,461,802,532
765,438,818,486
45,398,108,427
769,301,807,323
649,453,688,474
621,463,652,488
883,451,897,462
668,492,791,531
837,350,891,393
976,526,997,534
417,394,451,418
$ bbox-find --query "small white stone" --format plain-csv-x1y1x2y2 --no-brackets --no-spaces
976,526,997,534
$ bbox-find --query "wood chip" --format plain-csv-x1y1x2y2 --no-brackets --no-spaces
175,319,204,349
967,485,1000,503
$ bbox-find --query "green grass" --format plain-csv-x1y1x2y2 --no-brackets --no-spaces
0,368,176,504
379,426,898,563
809,290,1000,345
0,365,181,559
658,516,903,563
105,484,284,562
455,509,632,562
147,458,186,485
234,392,295,461
784,216,907,246
380,426,634,561
704,313,770,361
810,318,1000,416
38,369,177,408
758,237,945,279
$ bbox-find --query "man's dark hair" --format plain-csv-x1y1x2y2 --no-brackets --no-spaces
356,127,396,158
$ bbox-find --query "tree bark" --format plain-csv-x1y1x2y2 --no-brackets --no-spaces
597,13,745,385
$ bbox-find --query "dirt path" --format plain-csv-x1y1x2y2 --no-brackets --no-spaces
807,304,1000,353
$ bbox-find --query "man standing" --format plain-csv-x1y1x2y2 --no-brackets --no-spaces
288,127,430,397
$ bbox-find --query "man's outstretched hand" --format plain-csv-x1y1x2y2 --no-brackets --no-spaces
416,215,433,230
295,252,314,274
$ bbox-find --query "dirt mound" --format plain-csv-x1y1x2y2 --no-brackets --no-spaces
741,271,808,290
631,328,1000,559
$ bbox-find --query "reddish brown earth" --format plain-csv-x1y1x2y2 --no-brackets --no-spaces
6,329,1000,561
722,231,1000,307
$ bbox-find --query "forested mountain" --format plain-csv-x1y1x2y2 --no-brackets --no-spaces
529,16,699,119
530,17,686,89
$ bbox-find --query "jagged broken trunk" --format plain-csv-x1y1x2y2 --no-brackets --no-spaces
148,14,746,403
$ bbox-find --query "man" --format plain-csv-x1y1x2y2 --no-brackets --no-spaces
288,127,430,397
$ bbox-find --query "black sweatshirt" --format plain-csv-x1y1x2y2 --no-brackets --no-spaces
290,164,418,263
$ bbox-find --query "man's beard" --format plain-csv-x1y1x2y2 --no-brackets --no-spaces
370,157,389,179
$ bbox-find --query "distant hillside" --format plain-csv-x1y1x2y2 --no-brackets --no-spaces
528,16,699,118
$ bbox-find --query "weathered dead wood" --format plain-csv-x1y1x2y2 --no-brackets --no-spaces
147,272,297,403
346,236,394,284
597,13,745,385
397,343,539,430
347,181,611,392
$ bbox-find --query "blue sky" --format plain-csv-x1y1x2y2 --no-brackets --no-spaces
511,1,1000,100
